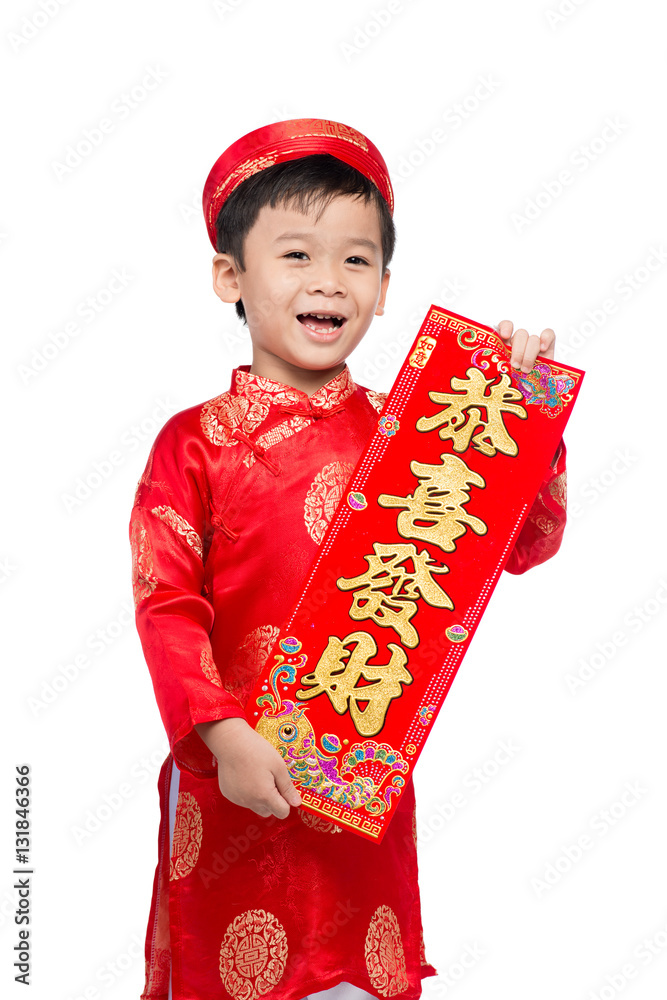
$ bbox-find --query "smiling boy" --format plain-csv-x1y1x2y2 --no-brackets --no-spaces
211,193,390,394
130,119,567,1000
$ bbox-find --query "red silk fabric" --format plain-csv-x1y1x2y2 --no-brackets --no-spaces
130,363,567,999
202,118,394,249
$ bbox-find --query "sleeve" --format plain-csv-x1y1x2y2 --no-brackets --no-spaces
129,416,247,778
503,437,567,575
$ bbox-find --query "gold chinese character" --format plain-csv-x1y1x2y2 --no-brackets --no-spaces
295,631,412,737
379,453,487,553
337,542,452,648
408,335,437,369
416,367,526,456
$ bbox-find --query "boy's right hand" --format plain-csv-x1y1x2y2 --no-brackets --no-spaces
194,717,302,820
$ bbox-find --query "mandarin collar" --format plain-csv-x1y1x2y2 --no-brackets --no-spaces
231,364,356,412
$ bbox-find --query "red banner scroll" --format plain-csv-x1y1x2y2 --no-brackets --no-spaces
248,307,585,843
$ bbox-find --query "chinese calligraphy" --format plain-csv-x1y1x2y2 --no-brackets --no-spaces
416,367,526,457
296,631,412,737
337,542,452,648
298,362,523,738
378,454,487,554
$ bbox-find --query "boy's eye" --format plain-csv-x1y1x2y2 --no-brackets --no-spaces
346,256,369,265
284,251,309,260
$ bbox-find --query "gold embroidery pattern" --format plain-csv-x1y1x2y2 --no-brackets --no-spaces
235,366,355,411
366,389,388,413
210,153,280,219
419,927,427,967
548,469,567,509
309,367,355,409
226,625,281,703
365,905,409,996
242,415,311,468
150,505,203,559
169,792,203,881
144,946,170,996
130,519,158,607
304,461,355,545
200,649,223,688
236,372,304,408
299,810,342,834
200,392,269,447
219,909,288,1000
212,124,369,221
529,512,559,535
301,119,370,152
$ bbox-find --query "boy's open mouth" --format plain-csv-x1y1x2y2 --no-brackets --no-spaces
297,313,346,334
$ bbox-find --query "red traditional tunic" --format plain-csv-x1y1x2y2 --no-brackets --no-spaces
129,364,567,1000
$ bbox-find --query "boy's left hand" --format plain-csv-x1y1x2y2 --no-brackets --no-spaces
495,319,556,373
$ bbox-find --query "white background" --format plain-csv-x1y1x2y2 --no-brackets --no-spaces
2,1,666,998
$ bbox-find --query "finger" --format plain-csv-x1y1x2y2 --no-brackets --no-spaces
274,766,302,807
539,327,556,359
495,319,513,342
519,334,542,373
510,328,528,368
270,798,291,820
255,783,291,820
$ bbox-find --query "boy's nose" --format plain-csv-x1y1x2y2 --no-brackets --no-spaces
306,266,346,297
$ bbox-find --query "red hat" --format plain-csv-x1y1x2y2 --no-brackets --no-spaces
202,118,394,250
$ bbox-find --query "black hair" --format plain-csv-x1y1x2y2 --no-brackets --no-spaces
214,153,396,322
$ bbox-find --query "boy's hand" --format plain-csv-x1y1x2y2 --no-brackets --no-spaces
195,718,302,820
495,319,556,373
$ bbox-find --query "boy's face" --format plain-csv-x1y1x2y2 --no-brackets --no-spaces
212,193,390,382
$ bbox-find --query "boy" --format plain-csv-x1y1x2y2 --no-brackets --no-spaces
130,118,567,1000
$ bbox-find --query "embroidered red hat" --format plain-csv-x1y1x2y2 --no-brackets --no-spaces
202,117,394,250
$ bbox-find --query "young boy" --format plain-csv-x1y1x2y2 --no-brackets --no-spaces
130,118,567,1000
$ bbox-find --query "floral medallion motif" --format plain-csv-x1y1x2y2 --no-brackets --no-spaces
299,810,342,834
418,704,437,726
130,519,158,607
200,392,269,447
219,909,288,1000
378,414,400,438
150,505,203,559
366,388,388,413
169,791,203,881
365,904,409,996
304,461,355,545
200,649,223,688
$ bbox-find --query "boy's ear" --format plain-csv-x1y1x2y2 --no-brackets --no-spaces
375,267,391,317
212,252,242,304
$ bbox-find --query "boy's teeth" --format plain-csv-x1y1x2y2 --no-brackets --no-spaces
299,313,344,333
